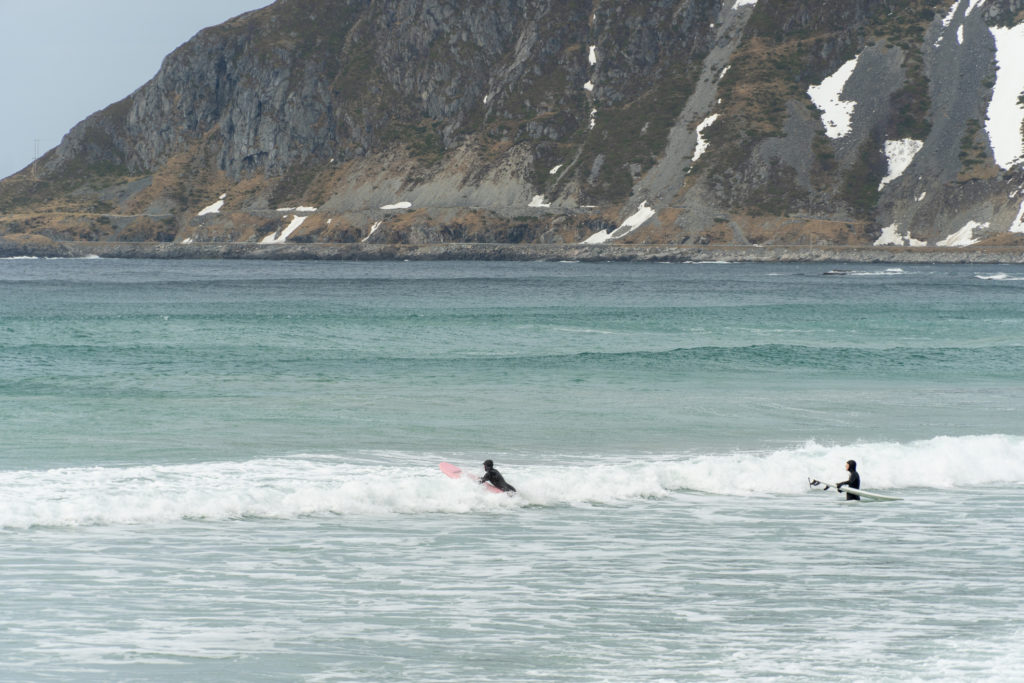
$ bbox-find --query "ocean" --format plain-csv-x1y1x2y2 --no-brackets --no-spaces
1,258,1022,681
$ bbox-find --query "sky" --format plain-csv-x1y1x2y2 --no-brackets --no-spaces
0,0,272,180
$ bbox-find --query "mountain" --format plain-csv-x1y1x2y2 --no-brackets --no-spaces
2,0,1024,252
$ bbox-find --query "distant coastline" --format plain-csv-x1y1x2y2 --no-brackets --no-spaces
3,237,1024,263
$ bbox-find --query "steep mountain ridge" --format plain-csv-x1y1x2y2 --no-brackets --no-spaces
2,0,1024,251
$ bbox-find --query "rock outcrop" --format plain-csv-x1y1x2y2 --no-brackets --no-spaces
2,0,1024,252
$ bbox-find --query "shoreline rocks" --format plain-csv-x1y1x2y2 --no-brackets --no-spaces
10,240,1021,263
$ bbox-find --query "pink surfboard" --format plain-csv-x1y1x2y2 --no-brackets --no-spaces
439,462,503,493
439,461,463,479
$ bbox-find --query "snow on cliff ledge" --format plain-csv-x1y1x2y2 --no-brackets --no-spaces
878,139,924,189
197,194,227,216
807,55,860,139
582,202,656,244
937,220,987,247
986,22,1024,170
261,215,308,244
692,114,720,163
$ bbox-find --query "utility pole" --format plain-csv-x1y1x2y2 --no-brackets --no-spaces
32,139,40,180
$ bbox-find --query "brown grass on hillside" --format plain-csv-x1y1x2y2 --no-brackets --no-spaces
742,216,874,246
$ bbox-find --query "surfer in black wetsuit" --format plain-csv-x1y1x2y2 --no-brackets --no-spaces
836,460,861,501
480,459,516,493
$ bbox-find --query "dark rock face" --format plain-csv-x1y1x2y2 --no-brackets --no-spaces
3,0,1024,253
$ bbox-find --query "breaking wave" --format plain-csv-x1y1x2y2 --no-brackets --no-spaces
2,434,1023,528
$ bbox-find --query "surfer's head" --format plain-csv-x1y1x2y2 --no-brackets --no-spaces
483,459,494,470
846,460,857,471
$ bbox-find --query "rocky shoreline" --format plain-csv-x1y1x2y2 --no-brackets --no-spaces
3,236,1024,263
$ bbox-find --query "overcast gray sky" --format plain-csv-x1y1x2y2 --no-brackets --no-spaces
0,0,272,179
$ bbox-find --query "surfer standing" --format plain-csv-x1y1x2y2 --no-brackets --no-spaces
836,460,861,501
480,459,516,493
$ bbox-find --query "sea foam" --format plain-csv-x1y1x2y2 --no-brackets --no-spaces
2,435,1022,528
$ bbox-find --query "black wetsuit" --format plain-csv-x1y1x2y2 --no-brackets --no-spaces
838,471,861,501
481,468,516,493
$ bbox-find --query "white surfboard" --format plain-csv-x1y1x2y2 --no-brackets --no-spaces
808,478,901,502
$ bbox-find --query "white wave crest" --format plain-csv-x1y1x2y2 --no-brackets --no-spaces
976,272,1024,281
2,435,1023,528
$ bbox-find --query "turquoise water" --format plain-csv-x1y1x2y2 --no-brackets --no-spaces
1,259,1023,680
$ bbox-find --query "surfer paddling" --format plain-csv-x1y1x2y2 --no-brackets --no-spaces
480,459,516,493
836,460,860,501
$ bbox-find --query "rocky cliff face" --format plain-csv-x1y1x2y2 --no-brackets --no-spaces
2,0,1024,249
